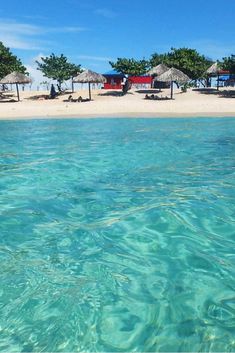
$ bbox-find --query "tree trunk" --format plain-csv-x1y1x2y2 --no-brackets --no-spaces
58,81,62,91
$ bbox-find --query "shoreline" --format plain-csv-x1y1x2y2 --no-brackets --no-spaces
1,111,235,121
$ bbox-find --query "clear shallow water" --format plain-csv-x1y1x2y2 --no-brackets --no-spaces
0,117,235,352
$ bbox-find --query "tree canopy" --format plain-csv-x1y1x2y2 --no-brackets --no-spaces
0,41,27,79
110,49,213,80
149,53,169,68
109,58,149,76
150,48,212,80
36,53,82,87
222,54,235,74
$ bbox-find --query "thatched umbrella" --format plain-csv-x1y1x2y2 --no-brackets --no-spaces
206,62,219,75
148,64,169,76
206,62,220,90
0,71,32,101
73,69,106,100
156,67,190,99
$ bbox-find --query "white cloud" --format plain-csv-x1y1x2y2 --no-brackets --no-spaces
77,55,113,62
25,53,50,89
33,53,46,61
95,8,117,18
47,26,87,33
0,20,46,50
1,36,50,51
0,19,87,35
1,35,43,50
22,15,49,21
26,65,45,86
0,21,42,35
0,19,87,50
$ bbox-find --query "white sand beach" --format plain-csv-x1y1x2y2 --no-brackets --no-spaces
0,87,234,119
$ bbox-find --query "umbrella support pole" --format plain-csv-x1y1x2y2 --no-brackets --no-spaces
170,81,174,99
16,83,20,101
88,83,91,100
217,75,219,91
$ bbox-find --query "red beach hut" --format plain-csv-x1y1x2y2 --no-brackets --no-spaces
103,70,152,90
103,70,125,89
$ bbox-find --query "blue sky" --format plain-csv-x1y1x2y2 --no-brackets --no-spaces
0,0,234,84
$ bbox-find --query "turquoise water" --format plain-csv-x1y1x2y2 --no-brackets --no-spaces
0,117,235,352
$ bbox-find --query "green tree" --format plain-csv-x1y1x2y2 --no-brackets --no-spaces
222,54,235,74
36,54,82,88
150,48,212,80
0,41,27,79
109,58,150,76
149,53,169,67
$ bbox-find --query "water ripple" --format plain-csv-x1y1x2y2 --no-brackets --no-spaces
0,118,235,351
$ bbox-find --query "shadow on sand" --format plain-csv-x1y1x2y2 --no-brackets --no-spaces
193,88,235,98
0,99,18,103
25,94,50,100
98,91,134,97
136,89,161,94
98,91,123,97
25,91,73,101
219,90,235,98
193,88,219,95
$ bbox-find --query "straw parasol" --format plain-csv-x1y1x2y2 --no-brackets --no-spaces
156,67,190,99
206,62,219,75
0,71,32,101
148,64,169,76
73,69,106,100
206,62,220,90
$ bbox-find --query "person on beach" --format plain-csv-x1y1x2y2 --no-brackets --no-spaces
50,84,57,99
